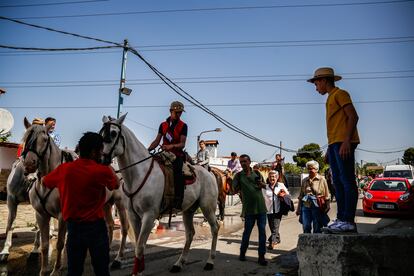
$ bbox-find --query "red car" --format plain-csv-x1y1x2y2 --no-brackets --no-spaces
363,177,414,216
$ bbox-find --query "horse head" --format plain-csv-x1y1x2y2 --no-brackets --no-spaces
21,117,53,174
100,113,127,165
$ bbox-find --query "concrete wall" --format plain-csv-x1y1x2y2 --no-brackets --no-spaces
0,146,18,170
297,233,414,276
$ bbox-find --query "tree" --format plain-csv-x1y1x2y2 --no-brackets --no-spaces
292,143,325,170
0,132,11,142
284,162,303,175
402,147,414,166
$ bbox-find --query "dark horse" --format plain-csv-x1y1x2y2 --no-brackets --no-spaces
210,167,235,221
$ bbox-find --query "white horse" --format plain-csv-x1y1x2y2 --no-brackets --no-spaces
100,114,219,276
0,158,41,262
21,118,130,274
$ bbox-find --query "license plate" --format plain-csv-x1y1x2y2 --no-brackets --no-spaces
376,203,395,210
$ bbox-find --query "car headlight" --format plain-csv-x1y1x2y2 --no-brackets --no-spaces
365,192,373,199
400,193,410,201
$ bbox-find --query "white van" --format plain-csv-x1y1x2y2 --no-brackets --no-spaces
383,165,414,185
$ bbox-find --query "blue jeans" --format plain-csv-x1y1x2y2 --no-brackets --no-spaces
240,213,267,256
328,142,358,223
301,203,323,233
66,219,110,276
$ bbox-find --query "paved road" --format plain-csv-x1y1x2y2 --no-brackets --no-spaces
1,196,413,276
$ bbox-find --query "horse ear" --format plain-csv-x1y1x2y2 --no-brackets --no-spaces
24,117,31,129
102,115,109,123
118,113,127,125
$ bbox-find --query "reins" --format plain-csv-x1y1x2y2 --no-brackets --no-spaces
115,149,164,173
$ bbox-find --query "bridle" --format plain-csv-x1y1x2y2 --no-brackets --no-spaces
99,121,126,165
22,129,51,162
99,121,164,173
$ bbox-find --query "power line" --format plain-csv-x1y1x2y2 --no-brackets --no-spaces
357,148,407,154
0,16,122,46
0,0,108,8
1,36,414,56
3,75,414,88
0,44,121,51
3,99,413,109
2,70,414,84
10,1,414,20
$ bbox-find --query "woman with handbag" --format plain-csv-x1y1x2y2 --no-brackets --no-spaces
296,160,331,233
262,170,289,249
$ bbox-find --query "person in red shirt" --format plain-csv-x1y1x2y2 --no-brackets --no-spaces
42,132,119,276
148,101,188,209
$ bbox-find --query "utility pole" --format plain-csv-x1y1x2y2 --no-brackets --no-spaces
117,39,129,118
279,141,282,156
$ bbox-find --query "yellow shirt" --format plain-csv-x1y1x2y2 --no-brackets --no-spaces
326,87,360,144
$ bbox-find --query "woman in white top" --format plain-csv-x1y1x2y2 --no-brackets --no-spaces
262,170,289,250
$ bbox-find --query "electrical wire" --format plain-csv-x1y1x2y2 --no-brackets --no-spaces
10,0,414,20
1,36,414,56
0,44,121,51
2,69,414,84
0,0,108,8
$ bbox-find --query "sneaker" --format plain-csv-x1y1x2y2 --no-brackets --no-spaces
327,221,357,233
327,219,344,229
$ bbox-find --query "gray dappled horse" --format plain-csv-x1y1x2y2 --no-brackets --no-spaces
100,114,219,276
22,118,76,275
0,158,40,263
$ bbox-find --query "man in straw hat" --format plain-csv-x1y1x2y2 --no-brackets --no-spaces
148,101,188,210
307,67,360,233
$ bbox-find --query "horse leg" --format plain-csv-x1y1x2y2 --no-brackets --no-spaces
132,213,156,276
200,204,219,270
37,212,51,276
31,229,41,254
104,203,114,245
218,193,226,221
170,209,196,273
111,201,129,270
51,216,66,276
0,195,18,262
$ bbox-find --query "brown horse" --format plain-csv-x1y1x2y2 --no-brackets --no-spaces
210,167,236,221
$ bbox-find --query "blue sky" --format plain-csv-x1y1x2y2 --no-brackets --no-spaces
1,0,413,166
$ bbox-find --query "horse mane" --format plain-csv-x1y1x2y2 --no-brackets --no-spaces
22,124,43,145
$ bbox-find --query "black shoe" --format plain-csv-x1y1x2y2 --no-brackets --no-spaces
239,254,246,261
258,256,267,266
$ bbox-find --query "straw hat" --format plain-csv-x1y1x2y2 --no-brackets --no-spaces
170,101,185,112
32,118,44,125
307,67,342,83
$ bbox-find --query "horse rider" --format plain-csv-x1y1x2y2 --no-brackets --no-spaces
196,140,210,170
148,101,188,210
45,117,61,148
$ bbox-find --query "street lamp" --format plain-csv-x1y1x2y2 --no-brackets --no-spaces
197,128,222,152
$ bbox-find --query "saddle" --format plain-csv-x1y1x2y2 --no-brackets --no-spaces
154,152,197,213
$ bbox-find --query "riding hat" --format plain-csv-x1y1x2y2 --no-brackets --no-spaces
170,101,185,112
307,67,342,83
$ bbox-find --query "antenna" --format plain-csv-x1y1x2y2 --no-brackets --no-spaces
0,108,14,135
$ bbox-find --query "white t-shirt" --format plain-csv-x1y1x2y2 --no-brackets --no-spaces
262,182,289,214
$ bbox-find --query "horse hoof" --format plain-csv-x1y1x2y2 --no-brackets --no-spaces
169,265,181,273
110,260,122,270
203,263,214,271
0,253,9,263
